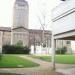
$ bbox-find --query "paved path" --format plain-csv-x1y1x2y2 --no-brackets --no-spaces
56,68,75,75
20,55,75,75
0,55,63,75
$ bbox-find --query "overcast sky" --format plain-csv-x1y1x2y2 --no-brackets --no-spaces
0,0,62,30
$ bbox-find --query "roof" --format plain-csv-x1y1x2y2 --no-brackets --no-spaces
12,26,28,31
0,27,11,32
0,27,52,35
29,29,52,35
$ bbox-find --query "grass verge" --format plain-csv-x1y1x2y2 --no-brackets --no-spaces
0,73,21,75
31,55,75,64
0,55,39,68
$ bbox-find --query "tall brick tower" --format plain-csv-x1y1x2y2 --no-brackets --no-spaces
13,0,29,29
11,0,29,46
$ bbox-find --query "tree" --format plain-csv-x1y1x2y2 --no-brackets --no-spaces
36,9,51,47
33,1,51,54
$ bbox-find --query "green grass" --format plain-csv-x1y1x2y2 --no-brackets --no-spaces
32,55,75,64
0,55,39,68
0,73,21,75
56,55,75,64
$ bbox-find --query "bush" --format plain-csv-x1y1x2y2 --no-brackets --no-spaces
2,45,30,54
23,46,31,54
43,43,46,48
56,46,67,54
56,48,61,54
0,53,2,60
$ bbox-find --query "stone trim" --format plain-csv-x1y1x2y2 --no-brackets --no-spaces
54,29,75,39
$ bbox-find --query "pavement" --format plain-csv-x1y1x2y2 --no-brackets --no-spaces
56,68,75,75
0,55,75,75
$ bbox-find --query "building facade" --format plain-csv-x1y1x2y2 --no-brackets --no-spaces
0,27,51,51
11,0,29,46
51,0,75,69
0,0,51,53
0,0,71,54
52,0,75,54
13,0,29,29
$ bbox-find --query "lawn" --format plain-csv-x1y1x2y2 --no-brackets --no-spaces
0,73,21,75
0,55,39,68
32,55,75,64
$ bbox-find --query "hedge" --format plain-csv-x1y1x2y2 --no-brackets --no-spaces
2,45,30,54
56,46,67,54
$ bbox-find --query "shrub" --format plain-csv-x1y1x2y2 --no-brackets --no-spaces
56,48,61,54
42,43,46,48
2,45,30,54
23,46,31,54
0,53,2,60
56,46,67,54
2,45,15,54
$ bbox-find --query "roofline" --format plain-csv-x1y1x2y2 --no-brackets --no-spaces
0,30,11,32
29,29,51,32
12,27,28,31
29,29,52,35
0,27,11,32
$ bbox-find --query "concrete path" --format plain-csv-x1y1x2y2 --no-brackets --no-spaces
56,68,75,75
0,55,63,75
20,55,75,75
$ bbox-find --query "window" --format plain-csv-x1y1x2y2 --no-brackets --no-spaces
66,41,70,44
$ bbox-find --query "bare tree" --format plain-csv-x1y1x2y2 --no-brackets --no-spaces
37,15,45,45
36,10,50,47
33,2,51,53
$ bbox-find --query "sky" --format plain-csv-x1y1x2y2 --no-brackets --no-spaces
0,0,62,30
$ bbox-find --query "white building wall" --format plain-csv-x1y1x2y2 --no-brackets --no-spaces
52,12,75,35
52,0,75,19
71,41,75,53
0,32,3,53
30,45,52,55
52,0,75,35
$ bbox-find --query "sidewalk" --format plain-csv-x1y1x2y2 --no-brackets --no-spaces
20,55,75,75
